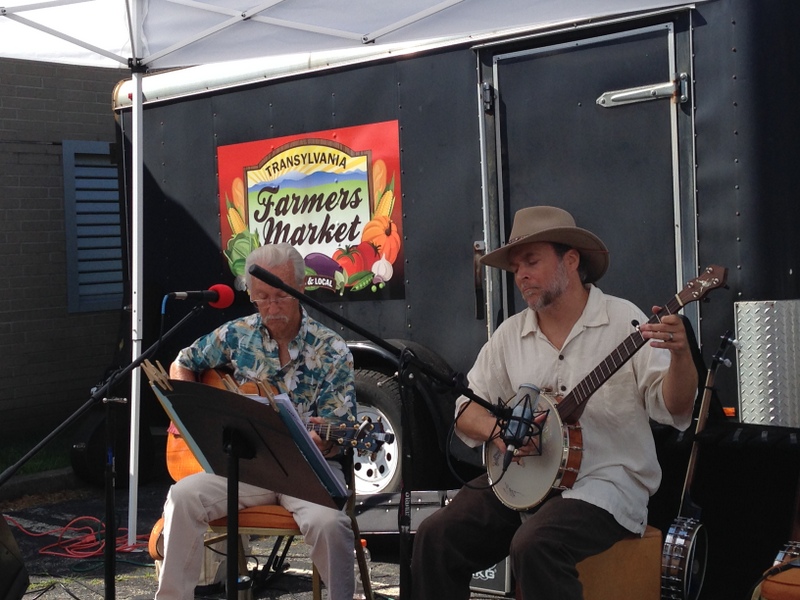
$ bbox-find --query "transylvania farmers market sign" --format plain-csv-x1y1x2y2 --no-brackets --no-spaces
217,121,403,299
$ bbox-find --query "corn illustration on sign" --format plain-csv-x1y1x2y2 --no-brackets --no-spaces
217,121,403,299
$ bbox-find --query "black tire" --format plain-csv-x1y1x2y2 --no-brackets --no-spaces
354,369,444,494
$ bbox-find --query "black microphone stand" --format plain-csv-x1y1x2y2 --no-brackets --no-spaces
0,303,207,600
248,265,502,600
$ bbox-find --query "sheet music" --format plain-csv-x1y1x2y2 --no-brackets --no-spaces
251,393,347,498
151,381,348,506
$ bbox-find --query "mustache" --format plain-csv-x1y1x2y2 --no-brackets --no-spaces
264,315,289,323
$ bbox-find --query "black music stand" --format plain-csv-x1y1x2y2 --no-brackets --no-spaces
247,264,501,600
150,379,346,600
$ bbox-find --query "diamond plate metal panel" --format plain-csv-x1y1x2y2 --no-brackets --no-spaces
736,300,800,428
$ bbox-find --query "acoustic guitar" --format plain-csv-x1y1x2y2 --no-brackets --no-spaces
661,331,737,600
485,265,728,511
165,369,393,482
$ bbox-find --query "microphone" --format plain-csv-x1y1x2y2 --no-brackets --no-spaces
502,384,541,472
169,284,235,309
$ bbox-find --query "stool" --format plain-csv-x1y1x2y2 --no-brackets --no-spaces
514,525,662,600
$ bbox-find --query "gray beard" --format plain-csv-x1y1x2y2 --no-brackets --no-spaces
531,260,569,311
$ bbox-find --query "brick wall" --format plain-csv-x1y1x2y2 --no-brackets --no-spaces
0,57,129,438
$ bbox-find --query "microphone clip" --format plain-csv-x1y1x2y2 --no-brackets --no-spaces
500,384,548,471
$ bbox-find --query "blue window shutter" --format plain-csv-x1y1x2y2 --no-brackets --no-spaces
63,140,125,313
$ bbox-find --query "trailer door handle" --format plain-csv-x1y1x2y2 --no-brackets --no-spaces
474,241,486,320
596,72,688,108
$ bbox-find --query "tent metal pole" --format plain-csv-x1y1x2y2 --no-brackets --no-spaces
126,69,145,547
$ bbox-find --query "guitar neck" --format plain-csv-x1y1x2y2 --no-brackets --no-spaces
307,421,352,445
558,294,685,423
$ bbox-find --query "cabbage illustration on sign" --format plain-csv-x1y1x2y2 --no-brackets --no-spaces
218,121,403,299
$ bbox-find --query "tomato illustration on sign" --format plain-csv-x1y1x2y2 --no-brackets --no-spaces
303,156,403,295
333,246,363,277
356,241,380,270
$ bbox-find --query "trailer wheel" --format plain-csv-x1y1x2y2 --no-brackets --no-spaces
353,368,445,494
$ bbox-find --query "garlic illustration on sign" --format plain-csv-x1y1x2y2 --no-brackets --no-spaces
371,254,393,283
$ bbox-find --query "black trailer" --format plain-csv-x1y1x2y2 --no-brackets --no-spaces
114,1,800,597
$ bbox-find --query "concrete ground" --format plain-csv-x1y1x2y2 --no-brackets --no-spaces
1,469,506,600
1,470,400,600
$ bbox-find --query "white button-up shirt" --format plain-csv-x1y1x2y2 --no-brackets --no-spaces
456,285,692,534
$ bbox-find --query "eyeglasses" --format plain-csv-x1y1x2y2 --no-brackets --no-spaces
250,295,295,307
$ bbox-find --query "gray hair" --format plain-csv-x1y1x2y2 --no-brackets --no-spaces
244,244,306,290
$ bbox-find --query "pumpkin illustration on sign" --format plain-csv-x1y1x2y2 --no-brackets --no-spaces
305,158,401,295
361,215,401,263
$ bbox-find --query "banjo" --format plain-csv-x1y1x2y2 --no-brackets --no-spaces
662,331,736,600
486,265,728,511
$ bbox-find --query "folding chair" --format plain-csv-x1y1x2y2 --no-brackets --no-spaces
149,450,373,600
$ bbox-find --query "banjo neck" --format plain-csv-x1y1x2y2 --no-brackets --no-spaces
677,332,736,519
556,265,726,425
487,266,727,512
557,265,727,425
557,295,685,425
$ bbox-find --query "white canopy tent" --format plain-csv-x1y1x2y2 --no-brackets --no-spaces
1,0,702,69
1,0,701,542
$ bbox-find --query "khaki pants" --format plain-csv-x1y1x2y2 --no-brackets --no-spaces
155,469,354,600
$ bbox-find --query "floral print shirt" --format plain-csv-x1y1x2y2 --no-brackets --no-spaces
175,309,356,426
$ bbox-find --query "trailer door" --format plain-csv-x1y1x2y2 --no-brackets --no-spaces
480,18,696,326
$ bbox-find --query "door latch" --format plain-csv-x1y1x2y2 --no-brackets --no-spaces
596,72,688,108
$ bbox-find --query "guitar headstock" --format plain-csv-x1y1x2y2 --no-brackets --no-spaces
351,416,395,456
677,265,728,307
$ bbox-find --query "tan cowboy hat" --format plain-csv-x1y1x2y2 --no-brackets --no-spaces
481,206,609,283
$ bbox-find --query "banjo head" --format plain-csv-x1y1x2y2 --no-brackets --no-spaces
661,517,708,600
485,395,570,511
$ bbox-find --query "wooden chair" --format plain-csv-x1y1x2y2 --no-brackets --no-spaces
577,525,662,600
513,525,663,600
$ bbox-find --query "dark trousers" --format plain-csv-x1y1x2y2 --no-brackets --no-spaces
411,475,630,600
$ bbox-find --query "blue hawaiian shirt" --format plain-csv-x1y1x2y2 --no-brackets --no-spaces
175,309,356,426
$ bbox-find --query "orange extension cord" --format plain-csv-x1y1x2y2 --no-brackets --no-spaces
3,514,150,559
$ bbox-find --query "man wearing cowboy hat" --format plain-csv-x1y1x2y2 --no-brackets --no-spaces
411,206,698,599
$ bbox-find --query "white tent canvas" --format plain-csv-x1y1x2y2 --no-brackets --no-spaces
1,0,703,543
2,0,702,70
